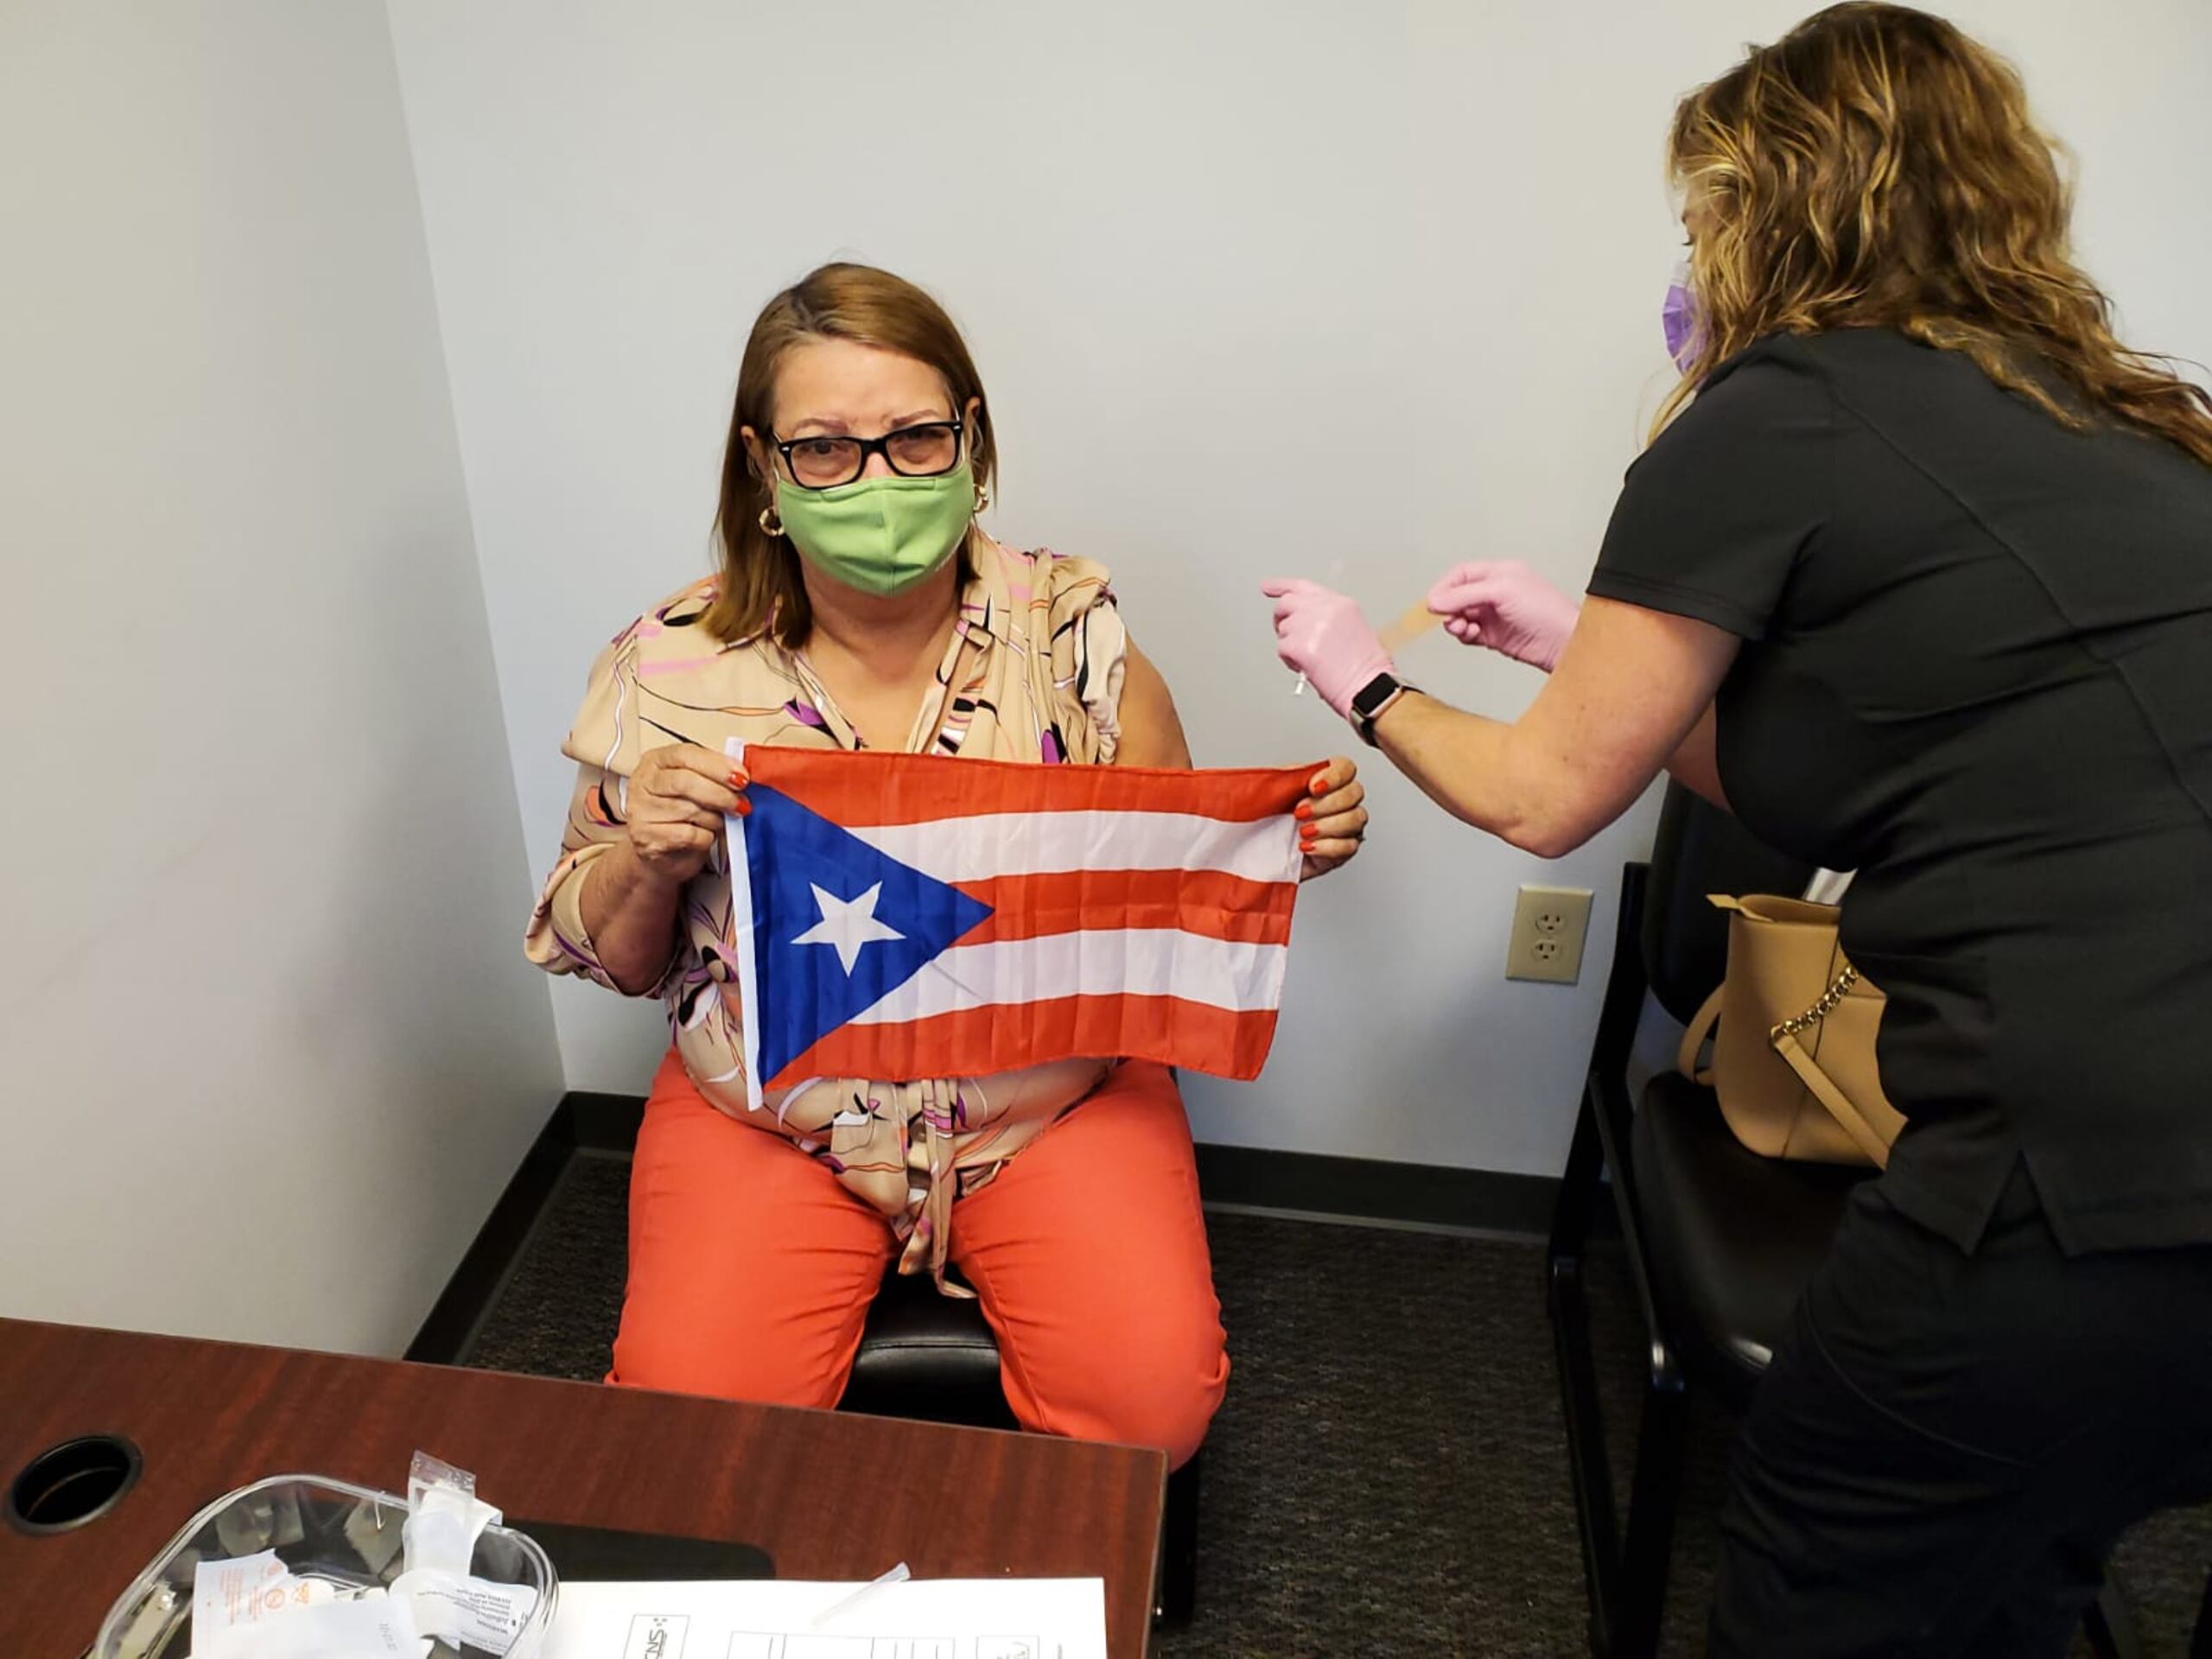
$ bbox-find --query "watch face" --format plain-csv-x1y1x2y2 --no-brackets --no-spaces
1352,673,1399,718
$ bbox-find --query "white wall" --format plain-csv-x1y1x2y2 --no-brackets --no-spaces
385,0,2212,1178
0,1,562,1351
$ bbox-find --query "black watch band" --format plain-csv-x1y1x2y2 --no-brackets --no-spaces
1350,672,1414,746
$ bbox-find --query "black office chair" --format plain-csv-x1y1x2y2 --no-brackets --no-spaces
1547,783,2142,1659
839,1264,1204,1625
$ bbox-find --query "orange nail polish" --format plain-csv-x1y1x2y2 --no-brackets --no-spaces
1294,801,1313,821
728,768,749,787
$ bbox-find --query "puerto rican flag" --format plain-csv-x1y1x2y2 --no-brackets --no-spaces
726,744,1313,1111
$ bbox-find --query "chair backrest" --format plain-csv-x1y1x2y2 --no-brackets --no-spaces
1640,783,1817,1026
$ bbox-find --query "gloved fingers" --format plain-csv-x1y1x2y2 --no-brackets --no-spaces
1427,562,1514,611
1424,561,1492,608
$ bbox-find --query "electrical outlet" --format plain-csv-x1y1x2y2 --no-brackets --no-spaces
1506,885,1594,984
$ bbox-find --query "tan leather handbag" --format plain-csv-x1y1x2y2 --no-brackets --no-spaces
1676,893,1905,1166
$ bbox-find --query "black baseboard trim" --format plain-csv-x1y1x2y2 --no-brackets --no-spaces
1192,1142,1559,1236
564,1090,647,1153
408,1090,1567,1362
534,1090,1563,1231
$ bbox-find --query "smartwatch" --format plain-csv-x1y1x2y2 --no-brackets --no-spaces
1349,672,1415,747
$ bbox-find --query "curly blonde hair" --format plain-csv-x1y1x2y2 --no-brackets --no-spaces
1661,3,2212,466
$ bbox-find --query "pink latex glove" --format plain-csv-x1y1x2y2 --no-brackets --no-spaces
1261,578,1394,721
1426,560,1580,672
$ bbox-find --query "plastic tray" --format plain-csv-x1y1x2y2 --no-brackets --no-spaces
93,1473,556,1658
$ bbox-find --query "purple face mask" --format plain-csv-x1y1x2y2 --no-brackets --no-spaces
1662,260,1699,371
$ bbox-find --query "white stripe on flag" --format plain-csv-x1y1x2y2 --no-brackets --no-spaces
847,930,1289,1024
724,739,766,1115
849,810,1300,887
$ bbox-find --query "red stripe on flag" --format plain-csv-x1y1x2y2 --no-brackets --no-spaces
770,996,1281,1087
950,868,1296,947
743,743,1313,825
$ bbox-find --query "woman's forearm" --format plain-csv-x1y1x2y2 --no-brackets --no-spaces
1370,693,1575,856
579,839,685,996
1365,600,1741,858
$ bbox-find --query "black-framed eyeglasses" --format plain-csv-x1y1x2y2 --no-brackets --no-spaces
772,418,964,490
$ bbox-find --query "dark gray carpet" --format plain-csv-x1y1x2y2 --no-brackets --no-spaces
463,1154,2210,1655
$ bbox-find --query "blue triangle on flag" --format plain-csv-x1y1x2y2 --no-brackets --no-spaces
741,782,995,1084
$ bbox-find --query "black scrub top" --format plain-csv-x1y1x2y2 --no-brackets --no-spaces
1590,327,2212,1255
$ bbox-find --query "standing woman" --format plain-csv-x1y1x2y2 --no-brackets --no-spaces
1266,5,2212,1652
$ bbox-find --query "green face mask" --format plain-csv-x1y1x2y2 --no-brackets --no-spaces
775,463,975,598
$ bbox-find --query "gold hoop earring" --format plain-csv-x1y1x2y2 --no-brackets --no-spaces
973,483,991,513
758,504,785,537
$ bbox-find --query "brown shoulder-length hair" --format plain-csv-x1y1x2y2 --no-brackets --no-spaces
1661,3,2212,465
703,263,996,645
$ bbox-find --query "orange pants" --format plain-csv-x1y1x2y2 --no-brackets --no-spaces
610,1049,1228,1468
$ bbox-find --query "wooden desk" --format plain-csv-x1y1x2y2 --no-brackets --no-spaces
0,1319,1165,1658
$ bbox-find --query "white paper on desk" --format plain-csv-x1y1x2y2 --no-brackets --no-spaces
543,1578,1105,1659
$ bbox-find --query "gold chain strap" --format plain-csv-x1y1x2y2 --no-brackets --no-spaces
1770,963,1860,1043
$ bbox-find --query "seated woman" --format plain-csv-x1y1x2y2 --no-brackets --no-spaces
524,263,1366,1467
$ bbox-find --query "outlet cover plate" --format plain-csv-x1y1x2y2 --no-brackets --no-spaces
1506,885,1595,984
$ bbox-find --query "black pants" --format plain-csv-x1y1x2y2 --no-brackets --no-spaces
1710,1164,2212,1656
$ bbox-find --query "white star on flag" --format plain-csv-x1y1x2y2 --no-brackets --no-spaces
790,881,905,974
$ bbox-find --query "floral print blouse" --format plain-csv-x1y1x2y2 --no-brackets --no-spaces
524,537,1130,1284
